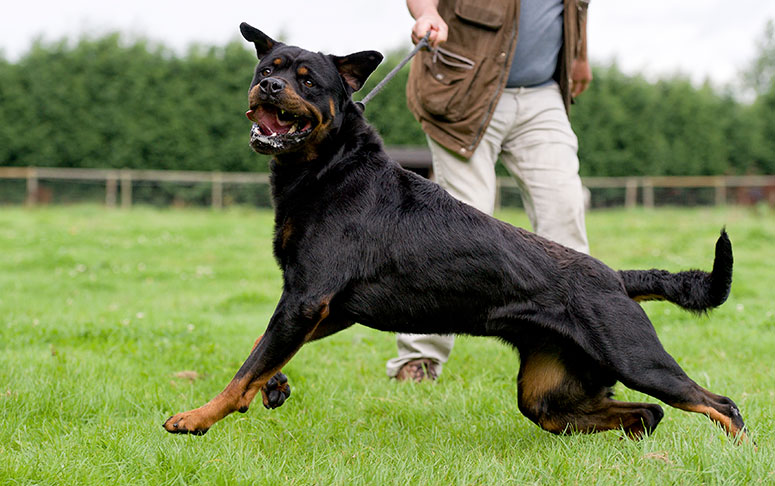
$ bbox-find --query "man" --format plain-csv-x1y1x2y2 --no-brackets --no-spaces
387,0,593,382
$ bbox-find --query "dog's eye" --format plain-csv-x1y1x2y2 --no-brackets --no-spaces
303,79,314,88
261,68,272,76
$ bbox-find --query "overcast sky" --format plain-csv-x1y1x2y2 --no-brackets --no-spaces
2,0,775,90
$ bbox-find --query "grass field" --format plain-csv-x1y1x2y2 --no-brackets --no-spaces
1,205,773,485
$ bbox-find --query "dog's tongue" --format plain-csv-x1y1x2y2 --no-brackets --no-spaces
246,106,292,135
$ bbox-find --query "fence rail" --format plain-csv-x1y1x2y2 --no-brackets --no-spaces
2,164,774,209
503,174,775,208
0,166,270,208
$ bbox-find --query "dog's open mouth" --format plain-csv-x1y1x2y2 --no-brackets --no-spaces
248,104,315,154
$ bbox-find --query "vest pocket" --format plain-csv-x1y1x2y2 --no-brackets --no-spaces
418,47,480,122
454,0,505,30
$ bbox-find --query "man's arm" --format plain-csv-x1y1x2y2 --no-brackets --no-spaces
571,1,592,97
406,0,448,47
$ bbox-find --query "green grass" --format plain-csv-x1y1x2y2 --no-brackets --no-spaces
1,205,773,485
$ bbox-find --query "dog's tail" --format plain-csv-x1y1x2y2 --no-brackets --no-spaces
618,229,733,314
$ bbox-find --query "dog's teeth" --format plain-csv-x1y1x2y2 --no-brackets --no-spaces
288,124,297,135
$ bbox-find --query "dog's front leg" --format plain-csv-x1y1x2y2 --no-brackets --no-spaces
163,296,327,435
248,335,292,410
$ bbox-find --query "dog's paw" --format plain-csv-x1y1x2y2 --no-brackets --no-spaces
261,372,291,409
623,404,664,440
163,410,211,435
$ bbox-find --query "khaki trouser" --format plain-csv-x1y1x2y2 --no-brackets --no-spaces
386,82,588,378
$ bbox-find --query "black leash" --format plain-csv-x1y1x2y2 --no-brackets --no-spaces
355,32,432,111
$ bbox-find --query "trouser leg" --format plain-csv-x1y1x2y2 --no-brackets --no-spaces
500,84,589,253
386,333,455,377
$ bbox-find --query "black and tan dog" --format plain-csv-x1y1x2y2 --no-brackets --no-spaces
164,23,747,441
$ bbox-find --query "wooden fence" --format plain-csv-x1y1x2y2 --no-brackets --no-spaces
0,166,270,209
2,155,774,209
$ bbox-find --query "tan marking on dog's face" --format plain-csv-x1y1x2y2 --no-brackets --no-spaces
297,66,309,76
248,81,317,123
248,84,262,108
329,98,336,118
273,57,283,66
287,97,329,161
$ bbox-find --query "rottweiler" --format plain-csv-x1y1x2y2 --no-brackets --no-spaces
163,23,748,442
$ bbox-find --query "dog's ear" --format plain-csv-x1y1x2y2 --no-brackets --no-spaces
240,22,281,59
330,51,384,92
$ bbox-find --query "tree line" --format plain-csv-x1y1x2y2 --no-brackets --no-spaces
1,32,773,178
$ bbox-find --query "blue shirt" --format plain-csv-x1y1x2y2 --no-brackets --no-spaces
506,0,564,88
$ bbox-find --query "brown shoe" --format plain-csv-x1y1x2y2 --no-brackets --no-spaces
395,358,439,382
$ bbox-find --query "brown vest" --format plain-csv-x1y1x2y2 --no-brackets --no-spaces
406,0,587,159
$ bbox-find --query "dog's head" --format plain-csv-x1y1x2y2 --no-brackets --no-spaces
240,23,382,157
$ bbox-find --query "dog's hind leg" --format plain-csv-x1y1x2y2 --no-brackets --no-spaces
515,342,664,438
587,297,748,442
614,351,748,441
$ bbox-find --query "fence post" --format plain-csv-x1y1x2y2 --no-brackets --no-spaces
643,178,654,209
625,178,638,208
106,172,118,207
25,167,39,207
120,169,133,209
211,172,223,210
714,176,727,206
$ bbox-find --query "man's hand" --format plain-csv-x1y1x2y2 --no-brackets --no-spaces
412,13,448,47
570,58,592,97
407,0,448,48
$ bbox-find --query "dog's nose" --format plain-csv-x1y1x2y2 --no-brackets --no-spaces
259,77,285,96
